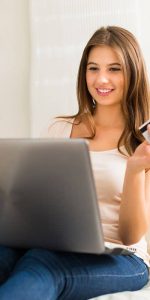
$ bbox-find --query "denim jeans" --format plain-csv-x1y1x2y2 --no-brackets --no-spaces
0,246,149,300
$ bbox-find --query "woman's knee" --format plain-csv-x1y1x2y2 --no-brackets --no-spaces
21,248,60,267
12,249,66,298
23,248,51,259
14,248,65,280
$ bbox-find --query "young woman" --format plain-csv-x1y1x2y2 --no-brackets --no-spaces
0,25,150,300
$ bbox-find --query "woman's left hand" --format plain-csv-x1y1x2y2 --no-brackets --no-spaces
128,125,150,172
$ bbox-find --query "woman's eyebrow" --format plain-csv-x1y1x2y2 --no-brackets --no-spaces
87,62,98,66
87,62,121,66
108,63,121,66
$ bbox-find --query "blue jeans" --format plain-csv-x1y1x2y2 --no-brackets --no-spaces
0,246,149,300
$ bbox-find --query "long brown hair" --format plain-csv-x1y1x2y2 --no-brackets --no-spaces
59,26,150,155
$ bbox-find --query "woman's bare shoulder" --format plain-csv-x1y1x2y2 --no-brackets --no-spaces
70,115,92,138
41,117,74,138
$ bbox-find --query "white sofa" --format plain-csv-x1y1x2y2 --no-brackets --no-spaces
90,279,150,300
90,231,150,300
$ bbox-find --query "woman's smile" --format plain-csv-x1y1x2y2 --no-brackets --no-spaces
96,88,114,97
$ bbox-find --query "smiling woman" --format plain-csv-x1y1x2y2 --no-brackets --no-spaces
0,25,150,300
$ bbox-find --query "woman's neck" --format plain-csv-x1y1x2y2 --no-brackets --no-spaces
93,105,125,129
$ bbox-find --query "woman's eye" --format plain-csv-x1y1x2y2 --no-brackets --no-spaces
109,67,121,72
88,67,98,71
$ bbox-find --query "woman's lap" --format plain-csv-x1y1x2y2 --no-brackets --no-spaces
0,247,149,300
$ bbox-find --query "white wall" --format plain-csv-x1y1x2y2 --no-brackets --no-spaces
30,0,150,137
1,0,150,137
0,0,30,137
136,0,150,75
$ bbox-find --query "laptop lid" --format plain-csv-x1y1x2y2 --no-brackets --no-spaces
0,138,105,254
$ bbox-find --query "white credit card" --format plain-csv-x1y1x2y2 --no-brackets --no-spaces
139,119,150,143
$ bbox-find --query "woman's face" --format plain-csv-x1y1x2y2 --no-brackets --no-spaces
86,45,125,108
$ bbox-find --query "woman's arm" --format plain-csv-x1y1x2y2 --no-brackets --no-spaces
119,142,150,245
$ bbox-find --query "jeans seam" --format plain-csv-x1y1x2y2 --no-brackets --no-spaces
65,267,148,278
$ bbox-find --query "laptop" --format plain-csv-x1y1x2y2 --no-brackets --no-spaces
0,138,135,255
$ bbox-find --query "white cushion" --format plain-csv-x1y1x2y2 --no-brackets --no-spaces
146,229,150,254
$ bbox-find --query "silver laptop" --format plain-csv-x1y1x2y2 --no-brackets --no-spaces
0,138,134,255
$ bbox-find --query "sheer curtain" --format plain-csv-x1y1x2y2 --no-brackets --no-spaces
29,0,145,137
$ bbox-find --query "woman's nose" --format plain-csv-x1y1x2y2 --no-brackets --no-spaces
96,72,109,84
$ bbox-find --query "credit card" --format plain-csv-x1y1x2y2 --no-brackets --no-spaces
139,119,150,143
